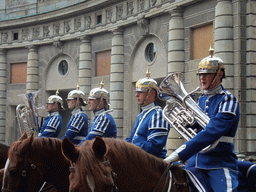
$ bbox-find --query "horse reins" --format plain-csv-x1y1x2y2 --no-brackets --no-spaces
2,154,55,192
153,162,189,192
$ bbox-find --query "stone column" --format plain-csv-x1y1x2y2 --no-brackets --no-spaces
110,28,124,139
166,7,185,155
167,7,185,74
0,49,6,142
26,45,39,93
245,0,256,159
78,36,92,95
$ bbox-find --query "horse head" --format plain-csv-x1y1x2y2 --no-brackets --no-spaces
2,131,68,192
62,136,118,192
2,131,46,192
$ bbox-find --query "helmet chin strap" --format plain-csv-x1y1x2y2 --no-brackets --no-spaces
94,98,103,111
141,88,152,106
200,68,221,91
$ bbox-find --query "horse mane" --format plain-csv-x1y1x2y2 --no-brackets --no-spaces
8,136,63,161
79,138,168,178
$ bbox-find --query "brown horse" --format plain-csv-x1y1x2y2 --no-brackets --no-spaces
2,132,70,192
62,136,190,192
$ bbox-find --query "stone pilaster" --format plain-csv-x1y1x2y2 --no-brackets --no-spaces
0,49,6,142
245,0,256,158
166,7,185,155
110,28,124,138
167,7,185,74
78,36,92,95
26,45,39,93
215,0,234,89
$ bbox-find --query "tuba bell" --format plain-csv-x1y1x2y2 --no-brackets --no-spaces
159,72,219,153
16,91,41,137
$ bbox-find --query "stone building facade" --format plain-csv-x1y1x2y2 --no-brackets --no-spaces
0,0,255,160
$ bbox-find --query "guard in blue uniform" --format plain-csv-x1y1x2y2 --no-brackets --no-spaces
125,68,171,159
38,90,64,138
61,85,88,145
164,47,240,192
79,80,117,145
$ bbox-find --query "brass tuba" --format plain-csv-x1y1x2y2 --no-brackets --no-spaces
159,73,219,153
16,91,40,137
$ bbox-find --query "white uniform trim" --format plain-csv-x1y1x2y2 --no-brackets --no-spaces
224,168,232,192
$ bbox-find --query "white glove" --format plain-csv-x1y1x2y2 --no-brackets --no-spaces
164,151,179,164
164,144,186,164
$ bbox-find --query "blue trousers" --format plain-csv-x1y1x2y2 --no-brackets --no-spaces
206,168,239,192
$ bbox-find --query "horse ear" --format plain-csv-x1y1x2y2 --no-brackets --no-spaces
61,137,79,162
92,136,108,160
19,131,28,141
17,132,34,155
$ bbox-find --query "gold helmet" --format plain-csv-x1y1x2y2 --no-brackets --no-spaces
67,85,87,106
135,67,159,92
88,80,109,103
47,90,64,109
197,46,225,77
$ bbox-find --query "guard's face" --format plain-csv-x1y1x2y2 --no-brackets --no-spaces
67,99,76,109
135,91,148,106
87,98,100,111
46,103,54,112
199,73,216,90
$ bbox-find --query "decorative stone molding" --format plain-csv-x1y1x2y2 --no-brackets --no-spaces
85,16,92,29
137,14,149,35
127,1,134,16
22,29,29,40
75,17,82,31
106,8,113,23
116,5,123,20
1,33,8,44
53,38,63,48
43,26,50,37
54,22,60,35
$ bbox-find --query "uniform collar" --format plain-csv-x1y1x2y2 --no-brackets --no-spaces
48,111,59,116
203,84,224,96
72,108,82,115
94,108,106,116
141,102,156,112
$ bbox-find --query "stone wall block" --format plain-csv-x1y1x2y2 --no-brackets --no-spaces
27,75,39,82
27,68,38,74
26,83,38,90
168,40,184,51
169,18,184,29
169,30,184,40
110,92,123,100
168,52,185,62
111,46,124,54
110,100,124,109
168,62,185,73
111,64,124,73
215,16,233,28
214,40,233,52
110,81,124,90
215,28,233,39
216,2,233,15
80,53,92,60
111,55,124,64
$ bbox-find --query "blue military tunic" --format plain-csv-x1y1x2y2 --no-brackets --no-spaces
178,84,239,171
125,102,170,159
61,108,88,145
78,107,117,145
38,111,63,138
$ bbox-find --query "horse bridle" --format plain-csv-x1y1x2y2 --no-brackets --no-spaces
2,154,55,192
69,156,119,192
153,163,189,192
